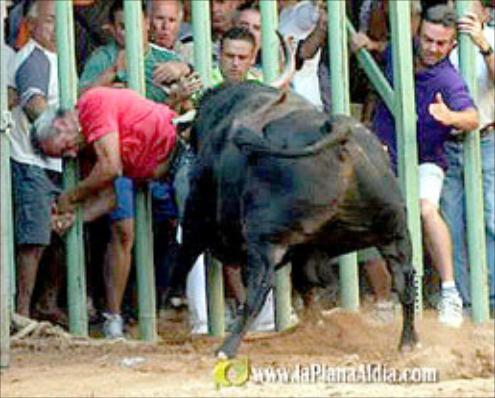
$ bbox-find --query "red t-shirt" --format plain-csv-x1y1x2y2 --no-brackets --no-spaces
77,87,177,179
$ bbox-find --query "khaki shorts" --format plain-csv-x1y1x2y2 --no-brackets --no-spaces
419,162,445,208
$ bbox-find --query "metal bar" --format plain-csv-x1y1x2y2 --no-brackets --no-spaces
191,0,213,86
327,0,359,311
190,0,225,337
389,1,423,316
455,1,489,323
123,0,157,341
55,0,88,336
0,0,12,368
345,18,395,113
206,256,225,337
260,0,292,331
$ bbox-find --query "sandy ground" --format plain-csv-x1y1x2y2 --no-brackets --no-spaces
1,308,494,397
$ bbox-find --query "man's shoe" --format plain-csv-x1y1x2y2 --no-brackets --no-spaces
438,293,463,328
102,312,125,339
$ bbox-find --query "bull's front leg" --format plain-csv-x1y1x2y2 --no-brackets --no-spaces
378,240,419,351
216,240,286,359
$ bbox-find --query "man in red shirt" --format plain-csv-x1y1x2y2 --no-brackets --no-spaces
32,86,180,337
32,87,179,215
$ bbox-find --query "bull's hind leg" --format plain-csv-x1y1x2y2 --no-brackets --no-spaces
376,209,419,351
216,240,286,359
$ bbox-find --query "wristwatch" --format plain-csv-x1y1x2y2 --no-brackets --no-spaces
480,45,493,57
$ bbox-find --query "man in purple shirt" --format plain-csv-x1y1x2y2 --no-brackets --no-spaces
372,5,479,327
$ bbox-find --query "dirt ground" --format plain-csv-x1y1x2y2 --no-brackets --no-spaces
1,308,494,398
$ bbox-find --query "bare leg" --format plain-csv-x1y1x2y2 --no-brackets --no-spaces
16,245,45,317
420,199,454,282
35,237,67,324
103,218,135,314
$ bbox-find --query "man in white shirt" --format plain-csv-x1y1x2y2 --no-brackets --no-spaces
10,0,65,324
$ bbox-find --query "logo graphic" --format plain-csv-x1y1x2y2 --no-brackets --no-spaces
213,358,250,389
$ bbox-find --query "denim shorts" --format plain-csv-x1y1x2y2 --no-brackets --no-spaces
11,160,61,246
110,176,178,222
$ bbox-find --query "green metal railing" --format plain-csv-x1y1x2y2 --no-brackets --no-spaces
0,0,13,369
123,0,157,341
327,0,360,311
260,0,292,332
455,1,489,323
190,0,225,337
388,0,423,316
55,0,88,336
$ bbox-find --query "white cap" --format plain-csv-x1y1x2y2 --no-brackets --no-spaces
279,1,320,40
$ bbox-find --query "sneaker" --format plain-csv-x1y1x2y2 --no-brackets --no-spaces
102,312,125,339
438,293,463,328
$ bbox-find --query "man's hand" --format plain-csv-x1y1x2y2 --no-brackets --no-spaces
51,202,75,235
429,92,479,131
429,92,454,126
168,72,203,102
153,61,190,85
56,192,77,214
458,12,490,52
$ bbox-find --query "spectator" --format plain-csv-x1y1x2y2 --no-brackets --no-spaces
279,0,322,109
441,0,494,310
210,0,244,62
372,5,479,327
211,26,261,85
9,0,66,324
233,3,261,66
79,0,192,104
77,0,194,338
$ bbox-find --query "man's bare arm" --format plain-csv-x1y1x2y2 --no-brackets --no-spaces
297,10,327,63
57,132,123,212
429,93,479,131
23,95,48,123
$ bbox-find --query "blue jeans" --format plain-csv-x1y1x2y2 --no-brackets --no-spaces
441,133,495,307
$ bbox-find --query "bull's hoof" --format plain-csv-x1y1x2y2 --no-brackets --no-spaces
399,341,422,353
216,350,229,360
215,334,241,359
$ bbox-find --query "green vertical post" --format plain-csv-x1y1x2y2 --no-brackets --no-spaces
190,0,224,337
455,1,489,323
55,0,88,336
327,0,359,311
260,0,292,331
389,1,423,316
0,0,13,368
123,0,156,341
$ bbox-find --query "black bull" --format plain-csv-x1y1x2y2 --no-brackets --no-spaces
169,81,419,358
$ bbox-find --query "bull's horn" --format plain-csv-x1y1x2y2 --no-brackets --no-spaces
172,109,197,126
270,31,296,90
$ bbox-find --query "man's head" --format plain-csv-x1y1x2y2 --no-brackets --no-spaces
219,27,256,83
31,108,81,158
211,0,242,38
149,0,183,50
109,0,149,49
234,4,261,56
26,0,56,52
417,5,457,68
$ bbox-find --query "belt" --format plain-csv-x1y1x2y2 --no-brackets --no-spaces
449,124,494,143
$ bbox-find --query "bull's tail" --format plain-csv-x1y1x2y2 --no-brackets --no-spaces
233,116,354,158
